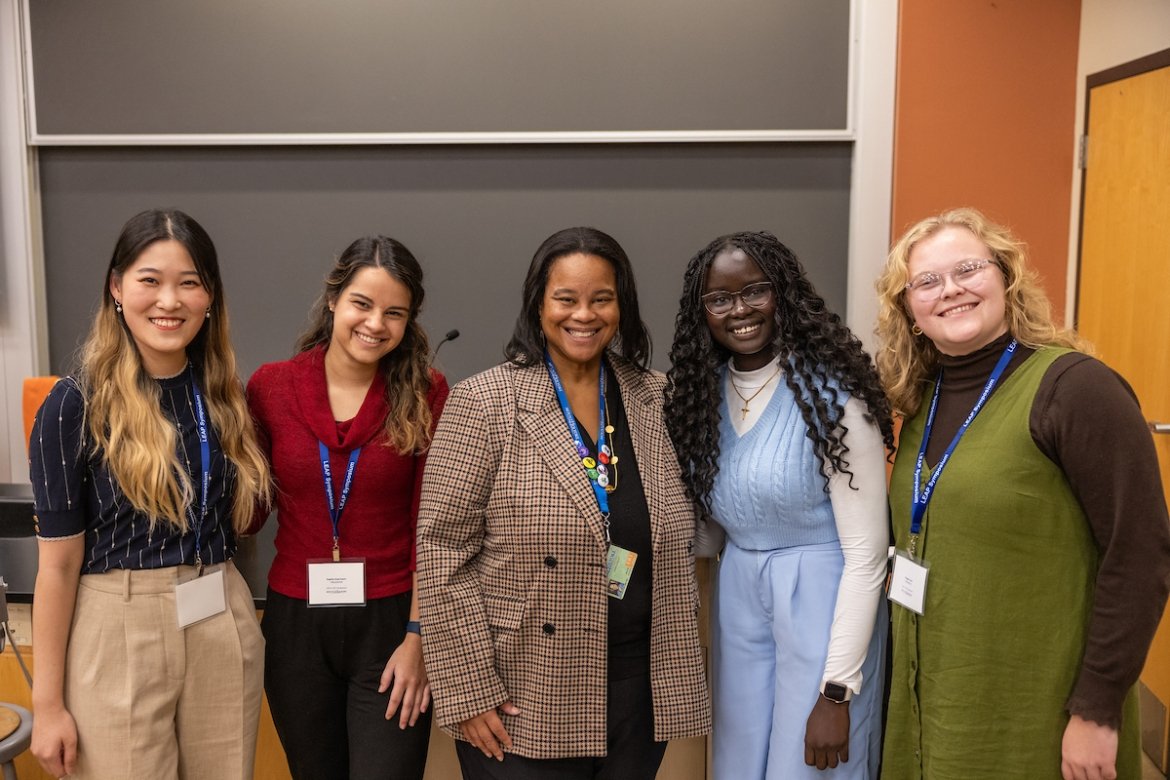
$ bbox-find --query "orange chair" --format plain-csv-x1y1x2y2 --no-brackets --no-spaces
22,377,60,454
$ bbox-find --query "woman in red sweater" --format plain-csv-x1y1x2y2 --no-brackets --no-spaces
247,235,449,780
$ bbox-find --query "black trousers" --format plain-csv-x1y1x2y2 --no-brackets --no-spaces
455,667,667,780
262,588,431,780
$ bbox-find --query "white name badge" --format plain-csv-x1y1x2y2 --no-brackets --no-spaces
307,559,366,607
175,568,227,629
888,550,930,615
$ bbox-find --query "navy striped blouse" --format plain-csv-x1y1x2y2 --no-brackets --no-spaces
29,366,237,573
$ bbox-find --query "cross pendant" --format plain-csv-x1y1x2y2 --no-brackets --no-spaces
740,405,750,420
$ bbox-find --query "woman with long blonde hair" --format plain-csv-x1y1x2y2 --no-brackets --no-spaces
247,235,448,779
876,208,1170,780
29,208,272,779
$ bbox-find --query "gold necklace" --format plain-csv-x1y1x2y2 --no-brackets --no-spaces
730,362,782,420
602,393,619,492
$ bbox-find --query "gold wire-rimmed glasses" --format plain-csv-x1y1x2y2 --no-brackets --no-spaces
904,259,997,301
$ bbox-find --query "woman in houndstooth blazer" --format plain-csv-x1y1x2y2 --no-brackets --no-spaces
417,227,710,779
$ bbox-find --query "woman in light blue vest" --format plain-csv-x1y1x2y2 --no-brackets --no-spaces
666,232,893,779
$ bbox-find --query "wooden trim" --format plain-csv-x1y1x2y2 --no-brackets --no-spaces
1086,47,1170,90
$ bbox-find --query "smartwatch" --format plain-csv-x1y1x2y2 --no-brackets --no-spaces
821,681,853,703
405,620,421,635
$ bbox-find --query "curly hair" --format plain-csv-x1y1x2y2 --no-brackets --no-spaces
296,235,436,453
666,232,894,520
875,208,1088,417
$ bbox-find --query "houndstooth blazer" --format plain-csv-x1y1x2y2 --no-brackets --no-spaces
417,355,711,759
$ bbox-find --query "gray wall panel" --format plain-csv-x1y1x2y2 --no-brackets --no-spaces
38,144,851,383
30,0,850,135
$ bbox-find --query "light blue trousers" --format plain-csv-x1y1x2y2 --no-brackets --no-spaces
712,540,886,780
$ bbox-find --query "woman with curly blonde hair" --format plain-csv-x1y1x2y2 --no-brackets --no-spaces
876,208,1170,780
29,208,272,779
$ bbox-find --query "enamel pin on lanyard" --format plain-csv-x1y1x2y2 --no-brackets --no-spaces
545,354,636,599
307,442,367,607
175,379,227,629
889,340,1017,616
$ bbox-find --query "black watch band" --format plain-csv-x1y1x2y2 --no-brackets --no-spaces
821,681,852,703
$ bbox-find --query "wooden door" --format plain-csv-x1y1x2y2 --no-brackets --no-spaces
1076,51,1170,772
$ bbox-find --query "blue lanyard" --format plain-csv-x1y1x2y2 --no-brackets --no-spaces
318,441,361,561
910,340,1017,547
544,354,611,526
187,378,211,569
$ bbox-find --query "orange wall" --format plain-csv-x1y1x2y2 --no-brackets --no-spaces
891,0,1081,317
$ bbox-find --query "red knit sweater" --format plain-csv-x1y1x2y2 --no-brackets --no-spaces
247,347,449,600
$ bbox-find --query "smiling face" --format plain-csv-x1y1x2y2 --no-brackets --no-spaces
703,247,777,371
540,252,620,375
109,239,211,377
906,226,1008,356
328,265,412,373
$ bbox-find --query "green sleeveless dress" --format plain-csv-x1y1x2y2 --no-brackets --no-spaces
881,348,1141,780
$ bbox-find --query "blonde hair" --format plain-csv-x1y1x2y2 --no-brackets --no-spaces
875,207,1088,417
80,209,271,533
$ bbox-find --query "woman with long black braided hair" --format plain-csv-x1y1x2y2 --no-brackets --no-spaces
666,232,893,779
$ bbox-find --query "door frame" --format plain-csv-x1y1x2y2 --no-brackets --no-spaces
1073,46,1170,327
1075,46,1170,773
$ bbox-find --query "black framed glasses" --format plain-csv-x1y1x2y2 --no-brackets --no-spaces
700,282,774,316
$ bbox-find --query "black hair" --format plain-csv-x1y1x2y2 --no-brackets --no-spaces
105,208,222,367
297,235,428,356
297,235,435,452
665,231,895,519
504,227,651,369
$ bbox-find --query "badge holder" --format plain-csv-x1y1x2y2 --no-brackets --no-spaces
547,355,635,600
888,549,930,616
606,544,637,600
176,567,227,629
307,558,367,607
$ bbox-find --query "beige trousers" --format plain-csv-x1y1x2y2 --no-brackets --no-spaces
64,561,264,780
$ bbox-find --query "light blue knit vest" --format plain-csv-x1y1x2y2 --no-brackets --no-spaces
710,371,839,551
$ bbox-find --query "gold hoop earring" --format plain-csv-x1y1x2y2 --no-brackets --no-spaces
911,324,923,336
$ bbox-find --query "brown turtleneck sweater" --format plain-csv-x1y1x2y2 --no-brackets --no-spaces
922,331,1170,728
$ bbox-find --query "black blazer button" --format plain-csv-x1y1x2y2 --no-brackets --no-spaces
542,623,556,635
544,555,557,568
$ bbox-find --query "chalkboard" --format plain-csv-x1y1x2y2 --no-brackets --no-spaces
38,143,852,383
29,0,850,136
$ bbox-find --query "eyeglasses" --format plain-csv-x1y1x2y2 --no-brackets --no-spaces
701,282,774,316
904,259,997,301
